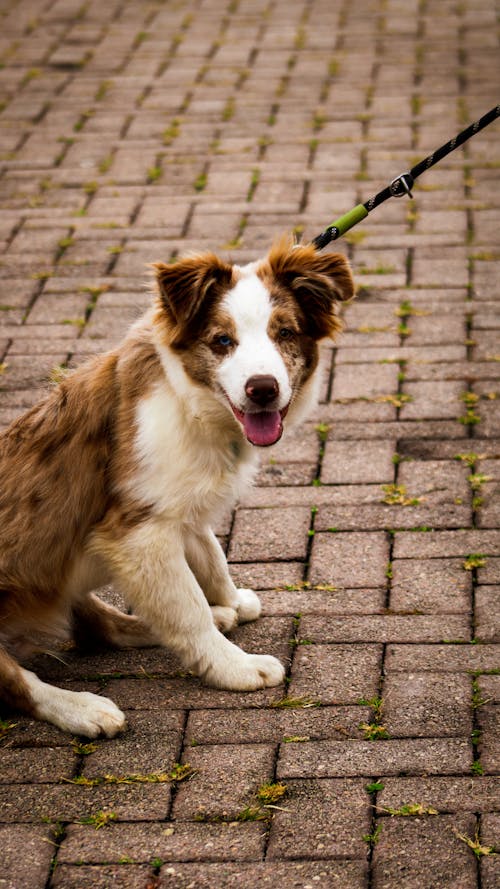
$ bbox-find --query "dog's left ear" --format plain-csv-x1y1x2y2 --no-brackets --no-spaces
267,240,355,339
154,254,234,339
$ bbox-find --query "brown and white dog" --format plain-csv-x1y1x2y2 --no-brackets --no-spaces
0,237,354,737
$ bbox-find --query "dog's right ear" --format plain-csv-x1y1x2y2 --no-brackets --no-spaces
154,254,234,340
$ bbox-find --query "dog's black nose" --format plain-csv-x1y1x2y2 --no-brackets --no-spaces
245,375,279,407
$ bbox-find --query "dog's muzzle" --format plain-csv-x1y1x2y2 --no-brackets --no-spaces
229,375,288,447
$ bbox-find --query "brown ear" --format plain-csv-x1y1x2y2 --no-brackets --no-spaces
154,253,234,340
266,237,355,339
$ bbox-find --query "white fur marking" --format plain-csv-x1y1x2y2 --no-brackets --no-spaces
218,274,292,411
94,521,284,691
131,382,256,520
23,669,126,738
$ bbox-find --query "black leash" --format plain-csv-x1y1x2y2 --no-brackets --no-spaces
311,104,500,250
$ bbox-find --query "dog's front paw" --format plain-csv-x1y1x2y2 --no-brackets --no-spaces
246,653,285,688
204,651,285,691
234,588,261,623
79,694,127,738
48,691,127,738
211,605,238,633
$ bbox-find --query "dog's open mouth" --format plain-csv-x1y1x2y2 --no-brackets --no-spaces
230,404,288,447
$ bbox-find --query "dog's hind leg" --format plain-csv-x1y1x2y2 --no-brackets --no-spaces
185,527,262,626
0,642,125,737
71,592,160,651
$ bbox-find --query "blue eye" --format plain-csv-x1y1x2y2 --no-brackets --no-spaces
215,334,233,348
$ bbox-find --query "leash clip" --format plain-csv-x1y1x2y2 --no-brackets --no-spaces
389,171,414,199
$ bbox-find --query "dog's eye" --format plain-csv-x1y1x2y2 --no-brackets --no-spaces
279,327,295,340
214,334,233,348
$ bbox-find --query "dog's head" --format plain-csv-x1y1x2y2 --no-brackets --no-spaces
153,236,354,446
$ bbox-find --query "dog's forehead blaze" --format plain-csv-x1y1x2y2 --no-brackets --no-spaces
221,269,273,331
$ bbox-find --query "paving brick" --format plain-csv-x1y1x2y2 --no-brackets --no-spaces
287,642,381,705
477,705,500,774
476,674,500,703
300,614,470,643
330,362,400,402
377,776,500,813
0,353,66,389
51,865,151,889
475,585,500,642
58,821,265,864
59,861,369,888
309,531,390,588
0,747,76,784
277,738,472,779
0,824,54,889
255,461,317,486
399,439,499,461
267,778,370,860
385,644,500,673
171,744,275,821
403,312,466,346
229,560,304,590
390,558,472,614
315,500,470,531
412,253,469,288
383,672,472,737
228,507,311,563
393,529,500,559
227,615,293,665
0,781,172,823
26,642,181,683
185,705,371,746
476,399,500,439
80,710,184,780
106,671,282,721
320,439,395,484
372,814,477,889
481,814,500,888
322,419,467,441
479,557,500,585
260,586,386,615
242,484,393,509
399,380,465,420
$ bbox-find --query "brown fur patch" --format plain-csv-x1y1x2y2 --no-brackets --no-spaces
0,316,163,643
153,253,237,348
0,645,36,715
72,593,157,652
257,234,354,340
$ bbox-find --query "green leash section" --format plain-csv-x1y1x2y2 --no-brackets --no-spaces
321,203,368,240
311,103,500,250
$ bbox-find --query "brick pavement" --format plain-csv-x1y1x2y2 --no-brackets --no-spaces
0,0,499,886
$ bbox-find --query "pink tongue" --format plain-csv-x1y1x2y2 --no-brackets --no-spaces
242,411,283,447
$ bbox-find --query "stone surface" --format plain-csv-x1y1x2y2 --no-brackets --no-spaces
0,2,499,887
277,738,472,779
372,814,477,889
266,778,370,860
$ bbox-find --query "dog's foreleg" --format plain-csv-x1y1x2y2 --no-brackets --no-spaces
0,643,125,738
98,523,284,691
184,526,262,627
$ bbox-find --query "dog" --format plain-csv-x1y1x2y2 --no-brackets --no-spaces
0,236,354,737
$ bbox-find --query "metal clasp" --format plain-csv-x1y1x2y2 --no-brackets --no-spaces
389,172,414,199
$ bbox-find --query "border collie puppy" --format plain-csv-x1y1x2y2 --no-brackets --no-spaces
0,236,354,736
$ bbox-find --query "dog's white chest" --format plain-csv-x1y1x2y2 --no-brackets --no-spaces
130,385,253,520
